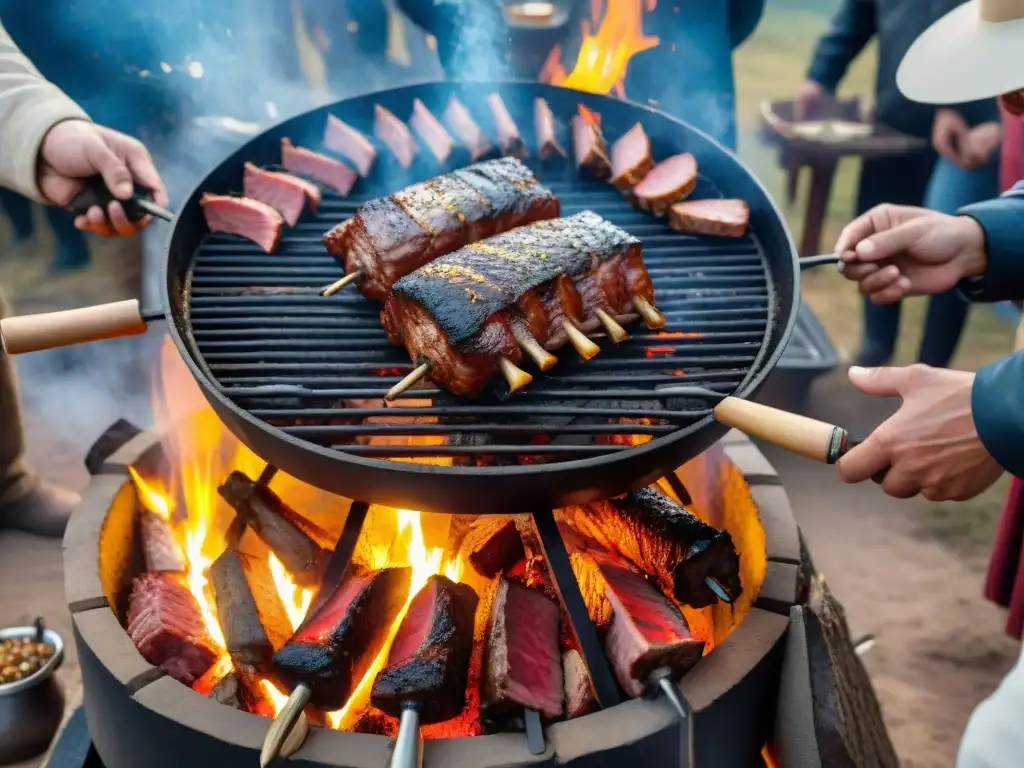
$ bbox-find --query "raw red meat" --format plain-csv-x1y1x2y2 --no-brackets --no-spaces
563,649,596,718
610,123,653,193
323,114,377,177
200,194,284,254
445,95,493,161
374,104,418,169
534,98,567,160
633,153,698,215
281,138,357,197
410,98,455,165
139,509,184,573
669,198,750,238
482,578,563,726
126,572,218,686
573,109,611,179
242,163,318,227
487,93,527,158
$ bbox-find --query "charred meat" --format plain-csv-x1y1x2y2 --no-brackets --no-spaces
482,578,563,728
281,138,358,196
410,98,456,165
445,95,493,161
200,194,283,254
381,211,656,396
487,92,527,158
633,153,698,215
534,98,567,160
273,567,411,710
573,108,611,179
126,572,218,686
669,198,750,238
323,114,377,177
610,123,653,193
243,163,320,227
370,574,479,723
560,487,742,608
461,517,526,578
139,508,184,573
323,157,559,301
375,104,418,169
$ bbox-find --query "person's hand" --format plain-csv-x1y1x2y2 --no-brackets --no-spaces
837,365,1003,501
794,80,825,121
835,204,987,303
37,120,168,237
932,108,972,167
961,121,1003,168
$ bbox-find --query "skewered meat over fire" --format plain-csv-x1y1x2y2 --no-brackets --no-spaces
669,198,751,238
633,153,698,215
200,194,284,254
563,649,597,719
323,114,377,177
487,92,527,158
410,98,456,165
281,138,357,197
273,567,411,710
560,488,742,608
380,212,661,397
610,123,653,194
243,163,320,227
139,507,184,573
534,97,567,160
445,95,493,161
322,157,559,301
375,104,418,169
573,107,611,179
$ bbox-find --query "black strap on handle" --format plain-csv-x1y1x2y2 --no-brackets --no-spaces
67,177,173,222
841,434,891,484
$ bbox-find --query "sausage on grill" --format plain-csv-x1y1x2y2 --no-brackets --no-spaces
322,157,559,301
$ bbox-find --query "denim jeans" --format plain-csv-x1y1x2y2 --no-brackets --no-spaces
859,156,1000,368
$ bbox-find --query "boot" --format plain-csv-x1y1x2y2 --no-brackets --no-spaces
0,481,80,538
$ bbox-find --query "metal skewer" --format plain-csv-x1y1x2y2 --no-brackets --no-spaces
321,271,363,296
389,704,424,768
562,320,601,360
649,668,695,767
511,326,558,371
260,682,312,767
524,708,546,755
632,297,667,329
594,309,629,343
704,576,731,603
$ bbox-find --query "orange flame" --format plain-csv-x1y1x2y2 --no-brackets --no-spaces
578,104,601,127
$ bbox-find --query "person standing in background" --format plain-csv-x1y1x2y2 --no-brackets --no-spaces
795,0,1001,369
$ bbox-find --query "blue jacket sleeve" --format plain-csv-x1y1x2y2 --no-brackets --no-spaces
730,0,766,49
972,352,1024,477
955,97,1001,128
806,0,876,91
957,188,1024,303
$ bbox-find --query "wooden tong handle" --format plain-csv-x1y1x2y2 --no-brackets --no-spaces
1,300,148,355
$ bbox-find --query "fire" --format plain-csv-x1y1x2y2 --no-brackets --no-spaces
128,466,172,521
542,0,659,97
578,104,601,127
269,553,314,632
645,345,675,357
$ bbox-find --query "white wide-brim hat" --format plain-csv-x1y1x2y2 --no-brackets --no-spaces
897,0,1024,104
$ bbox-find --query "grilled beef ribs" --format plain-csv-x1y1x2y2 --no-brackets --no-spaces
126,572,218,686
370,575,479,723
323,157,559,301
487,93,527,158
200,194,284,253
281,138,358,196
482,578,563,727
563,649,596,719
273,567,411,710
217,471,328,588
243,163,319,227
381,211,655,396
633,153,698,215
669,199,750,238
410,98,455,165
445,95,493,161
210,549,292,672
139,508,185,572
323,114,377,177
610,123,653,193
534,98,567,159
600,560,705,697
561,488,742,608
461,518,526,578
375,104,418,169
573,109,611,179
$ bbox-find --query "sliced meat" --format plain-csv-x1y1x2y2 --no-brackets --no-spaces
633,153,698,215
374,104,418,169
217,471,328,588
126,571,218,686
445,95,493,161
599,560,705,698
560,487,742,608
568,552,614,636
669,198,750,238
273,567,411,710
563,649,596,719
243,162,315,227
482,578,563,728
487,92,527,158
281,137,358,196
461,518,526,578
610,123,653,193
139,509,185,573
534,97,567,159
200,194,284,253
410,98,455,165
323,114,377,177
370,574,479,723
573,108,611,179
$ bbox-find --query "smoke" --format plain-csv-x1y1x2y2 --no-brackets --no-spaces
433,1,511,82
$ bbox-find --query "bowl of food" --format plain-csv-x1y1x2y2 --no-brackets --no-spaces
0,622,65,764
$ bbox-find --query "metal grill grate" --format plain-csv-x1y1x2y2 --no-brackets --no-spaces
188,164,771,461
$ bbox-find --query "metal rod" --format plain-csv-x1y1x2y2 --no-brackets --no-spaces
260,682,312,768
594,309,629,343
524,708,545,755
321,271,362,296
135,197,174,222
310,500,369,617
385,362,433,401
257,464,279,486
653,673,695,768
661,472,693,506
388,705,423,768
530,508,621,709
704,576,731,603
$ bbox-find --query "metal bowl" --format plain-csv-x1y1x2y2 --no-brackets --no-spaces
0,626,66,765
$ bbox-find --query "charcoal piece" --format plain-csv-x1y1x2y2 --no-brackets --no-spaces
599,560,705,698
371,575,479,723
209,672,248,710
218,471,328,587
481,578,563,729
210,550,292,672
352,709,396,737
273,567,411,710
462,518,525,578
563,649,596,719
560,487,742,608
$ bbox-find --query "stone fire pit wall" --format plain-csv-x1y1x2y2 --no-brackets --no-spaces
63,427,801,768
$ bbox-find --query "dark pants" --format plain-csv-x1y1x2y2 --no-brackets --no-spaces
0,189,89,271
856,151,999,368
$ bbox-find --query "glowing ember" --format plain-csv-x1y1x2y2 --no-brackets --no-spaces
654,331,702,339
645,345,675,357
